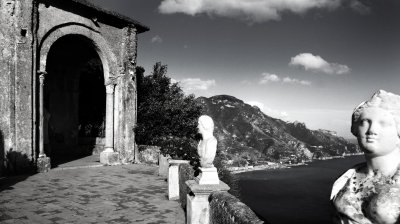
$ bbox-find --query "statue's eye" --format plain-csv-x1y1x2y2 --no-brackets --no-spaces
360,119,369,126
379,120,391,127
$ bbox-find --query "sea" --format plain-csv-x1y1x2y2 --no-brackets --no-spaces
237,155,365,224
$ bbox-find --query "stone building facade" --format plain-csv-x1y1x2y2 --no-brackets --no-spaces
0,0,148,174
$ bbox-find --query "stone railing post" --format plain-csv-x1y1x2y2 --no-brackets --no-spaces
168,159,190,200
100,84,120,165
186,180,230,224
37,70,51,172
158,153,170,177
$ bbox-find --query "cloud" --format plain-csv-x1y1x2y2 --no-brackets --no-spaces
350,0,370,15
151,35,163,44
289,53,350,75
282,77,311,86
247,101,289,120
259,73,311,85
259,73,280,84
241,80,253,85
247,101,265,110
178,78,216,91
158,0,342,24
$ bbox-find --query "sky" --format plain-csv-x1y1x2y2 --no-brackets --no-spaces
90,0,400,139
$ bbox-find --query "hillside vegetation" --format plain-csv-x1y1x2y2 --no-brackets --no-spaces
197,95,359,165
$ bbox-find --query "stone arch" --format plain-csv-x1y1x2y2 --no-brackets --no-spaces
39,23,117,83
37,23,118,165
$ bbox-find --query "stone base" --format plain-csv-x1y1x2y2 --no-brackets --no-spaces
185,180,230,224
195,167,219,185
100,151,120,165
187,192,209,224
158,154,170,177
37,157,51,173
168,160,190,200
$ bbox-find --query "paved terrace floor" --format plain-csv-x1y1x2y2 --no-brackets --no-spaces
0,157,185,224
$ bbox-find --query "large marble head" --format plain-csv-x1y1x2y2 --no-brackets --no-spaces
198,115,214,135
351,90,400,137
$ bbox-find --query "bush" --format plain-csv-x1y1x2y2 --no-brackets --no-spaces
135,62,203,161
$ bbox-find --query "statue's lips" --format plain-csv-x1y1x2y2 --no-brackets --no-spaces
366,136,378,142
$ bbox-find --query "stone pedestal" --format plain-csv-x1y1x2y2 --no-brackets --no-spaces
37,156,51,173
158,154,170,177
186,180,230,224
168,159,190,200
195,167,220,185
100,151,120,165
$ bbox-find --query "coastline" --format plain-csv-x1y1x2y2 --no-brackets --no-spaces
228,152,364,174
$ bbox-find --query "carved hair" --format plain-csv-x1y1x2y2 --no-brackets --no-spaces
351,90,400,136
199,115,214,132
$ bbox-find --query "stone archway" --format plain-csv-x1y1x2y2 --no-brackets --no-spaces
44,34,105,166
38,24,118,167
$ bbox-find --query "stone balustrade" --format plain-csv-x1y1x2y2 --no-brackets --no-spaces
170,161,265,224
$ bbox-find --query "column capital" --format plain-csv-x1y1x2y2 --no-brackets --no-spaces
38,70,47,85
37,70,47,77
106,84,115,94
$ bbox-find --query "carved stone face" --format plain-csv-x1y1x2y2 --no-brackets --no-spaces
197,120,204,135
357,107,400,156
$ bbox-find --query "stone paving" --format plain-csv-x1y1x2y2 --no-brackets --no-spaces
0,161,185,224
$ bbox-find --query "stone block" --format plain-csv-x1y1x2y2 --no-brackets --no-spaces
137,145,160,164
100,151,120,166
187,193,210,224
158,154,170,177
168,160,190,200
196,167,220,185
37,157,51,173
186,180,230,224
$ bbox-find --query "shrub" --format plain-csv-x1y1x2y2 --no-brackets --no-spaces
135,62,203,161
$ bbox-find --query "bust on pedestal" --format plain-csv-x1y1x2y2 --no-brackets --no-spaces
195,115,219,185
186,115,229,224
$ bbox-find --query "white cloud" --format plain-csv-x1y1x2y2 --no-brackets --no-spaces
282,77,311,86
158,0,342,24
289,53,350,75
260,73,311,85
259,73,280,84
247,101,289,120
264,107,289,120
151,35,163,44
247,101,265,110
178,78,216,91
171,78,178,84
350,0,370,15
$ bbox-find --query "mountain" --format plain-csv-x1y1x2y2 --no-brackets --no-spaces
197,95,359,163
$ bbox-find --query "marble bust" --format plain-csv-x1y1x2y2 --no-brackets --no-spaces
331,90,400,224
197,115,217,168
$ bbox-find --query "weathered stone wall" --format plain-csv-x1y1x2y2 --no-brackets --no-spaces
116,25,138,163
178,163,196,210
0,0,35,174
137,145,160,165
209,192,264,224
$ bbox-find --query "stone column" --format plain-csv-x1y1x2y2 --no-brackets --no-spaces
100,84,120,165
186,180,230,224
168,159,190,200
37,71,50,172
105,84,115,152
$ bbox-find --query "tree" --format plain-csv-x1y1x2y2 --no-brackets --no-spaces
135,62,203,160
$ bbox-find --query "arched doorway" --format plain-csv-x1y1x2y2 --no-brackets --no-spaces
44,35,106,167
